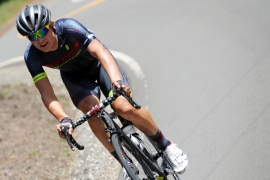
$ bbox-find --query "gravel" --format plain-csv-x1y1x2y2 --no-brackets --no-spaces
0,64,121,180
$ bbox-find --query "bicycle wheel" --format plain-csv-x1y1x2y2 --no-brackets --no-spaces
133,127,181,180
112,132,166,180
111,134,140,180
121,135,168,180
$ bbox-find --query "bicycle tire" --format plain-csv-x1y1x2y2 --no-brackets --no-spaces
135,128,181,180
101,111,115,129
102,112,140,179
111,134,140,180
121,135,167,180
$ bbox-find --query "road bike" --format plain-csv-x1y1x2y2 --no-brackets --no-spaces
60,88,181,180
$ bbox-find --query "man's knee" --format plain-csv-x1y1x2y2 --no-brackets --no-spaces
113,102,139,121
115,105,134,116
78,95,99,113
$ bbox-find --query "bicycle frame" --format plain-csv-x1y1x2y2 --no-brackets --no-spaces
99,110,162,179
60,88,179,180
60,88,140,151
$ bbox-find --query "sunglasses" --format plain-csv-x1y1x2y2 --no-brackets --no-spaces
26,23,50,41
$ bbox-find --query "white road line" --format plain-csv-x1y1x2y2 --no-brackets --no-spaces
0,51,144,79
110,50,149,107
110,50,145,80
0,51,148,105
0,56,24,68
71,0,85,2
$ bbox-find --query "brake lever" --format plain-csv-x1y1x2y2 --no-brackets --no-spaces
115,88,141,109
60,125,84,151
61,126,75,151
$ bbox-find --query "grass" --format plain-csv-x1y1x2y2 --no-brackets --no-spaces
63,150,71,157
1,85,19,96
2,89,8,96
0,0,38,27
29,150,40,156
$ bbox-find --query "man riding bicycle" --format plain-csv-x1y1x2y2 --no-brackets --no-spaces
16,4,188,179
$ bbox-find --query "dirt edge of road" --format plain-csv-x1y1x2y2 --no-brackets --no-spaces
0,65,120,179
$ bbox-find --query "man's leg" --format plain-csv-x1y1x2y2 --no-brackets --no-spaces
77,94,115,152
97,60,188,173
112,96,171,150
112,96,158,136
60,70,115,152
78,94,139,180
112,96,188,173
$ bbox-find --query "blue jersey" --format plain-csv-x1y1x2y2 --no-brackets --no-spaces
24,18,98,82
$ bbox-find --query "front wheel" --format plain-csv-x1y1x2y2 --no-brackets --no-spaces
112,133,165,180
111,134,140,180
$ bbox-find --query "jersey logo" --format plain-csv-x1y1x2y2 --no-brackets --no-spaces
65,44,69,50
44,41,81,68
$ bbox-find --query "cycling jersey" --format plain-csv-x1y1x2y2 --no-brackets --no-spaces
24,18,129,107
24,18,98,81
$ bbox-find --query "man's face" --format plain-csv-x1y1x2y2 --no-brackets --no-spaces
29,21,58,52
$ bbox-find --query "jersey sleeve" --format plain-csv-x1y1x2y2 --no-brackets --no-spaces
24,45,47,83
59,18,97,48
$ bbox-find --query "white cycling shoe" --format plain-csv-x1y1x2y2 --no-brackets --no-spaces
163,143,188,174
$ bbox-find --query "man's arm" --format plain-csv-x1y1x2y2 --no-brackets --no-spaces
35,77,69,122
87,39,122,84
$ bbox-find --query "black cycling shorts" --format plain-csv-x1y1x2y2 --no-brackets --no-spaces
60,60,129,108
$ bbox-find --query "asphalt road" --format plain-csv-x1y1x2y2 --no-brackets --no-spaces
1,0,270,179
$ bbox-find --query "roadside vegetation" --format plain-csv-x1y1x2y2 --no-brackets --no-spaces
0,0,39,27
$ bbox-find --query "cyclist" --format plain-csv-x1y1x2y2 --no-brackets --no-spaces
16,4,188,178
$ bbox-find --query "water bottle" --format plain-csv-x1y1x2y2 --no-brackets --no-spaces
122,125,136,135
123,125,145,150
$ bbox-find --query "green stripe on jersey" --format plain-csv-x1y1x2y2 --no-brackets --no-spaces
33,72,47,83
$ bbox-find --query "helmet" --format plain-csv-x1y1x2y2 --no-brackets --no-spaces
16,4,51,36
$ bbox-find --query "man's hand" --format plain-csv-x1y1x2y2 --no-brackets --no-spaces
112,80,131,96
56,117,74,139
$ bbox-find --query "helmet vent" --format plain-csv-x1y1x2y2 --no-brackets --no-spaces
25,17,32,29
16,4,51,36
